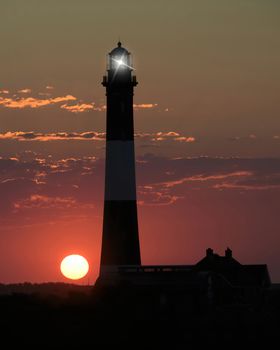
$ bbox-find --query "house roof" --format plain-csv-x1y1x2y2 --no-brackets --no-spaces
195,248,271,287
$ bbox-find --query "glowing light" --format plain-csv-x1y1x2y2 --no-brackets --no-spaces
112,57,134,70
116,59,124,66
60,254,89,280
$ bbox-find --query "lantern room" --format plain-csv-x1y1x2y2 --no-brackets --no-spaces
107,41,133,71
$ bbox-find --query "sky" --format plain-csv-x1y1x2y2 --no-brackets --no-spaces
0,0,279,284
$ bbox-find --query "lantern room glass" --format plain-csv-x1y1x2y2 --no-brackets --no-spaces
108,52,132,71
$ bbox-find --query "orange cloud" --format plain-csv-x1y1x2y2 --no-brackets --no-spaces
0,88,157,113
133,103,158,109
156,131,180,137
135,131,195,143
60,103,105,113
174,136,196,143
14,194,77,209
160,171,253,188
213,183,280,191
0,131,105,141
0,95,76,109
138,185,183,206
61,103,94,113
0,130,195,144
18,88,32,94
13,194,95,211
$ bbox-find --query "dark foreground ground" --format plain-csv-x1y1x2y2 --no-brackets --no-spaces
1,283,280,349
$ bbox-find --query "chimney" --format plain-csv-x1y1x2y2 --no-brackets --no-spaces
225,247,232,259
206,248,214,258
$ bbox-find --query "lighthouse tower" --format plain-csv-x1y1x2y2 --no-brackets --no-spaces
99,42,141,279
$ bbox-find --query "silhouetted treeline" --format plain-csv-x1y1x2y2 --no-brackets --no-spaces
1,283,280,348
0,282,91,297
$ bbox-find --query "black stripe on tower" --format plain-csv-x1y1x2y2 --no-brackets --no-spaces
101,200,141,266
106,85,135,141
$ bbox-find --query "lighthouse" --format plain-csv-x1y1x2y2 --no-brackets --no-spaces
99,42,141,279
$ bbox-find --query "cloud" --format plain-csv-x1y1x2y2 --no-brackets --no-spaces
0,95,76,109
159,171,253,188
60,103,106,113
134,155,280,205
1,178,19,184
60,103,94,113
0,155,100,220
18,88,32,94
0,87,159,113
213,183,280,191
174,136,196,143
14,194,77,209
229,134,258,142
133,103,158,110
135,131,196,143
0,131,105,141
0,130,195,144
0,154,279,219
156,132,180,137
138,185,183,206
60,103,157,113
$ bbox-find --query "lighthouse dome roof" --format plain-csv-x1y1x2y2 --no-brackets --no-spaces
109,42,129,56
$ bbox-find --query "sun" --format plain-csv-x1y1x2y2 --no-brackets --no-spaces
60,254,89,280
